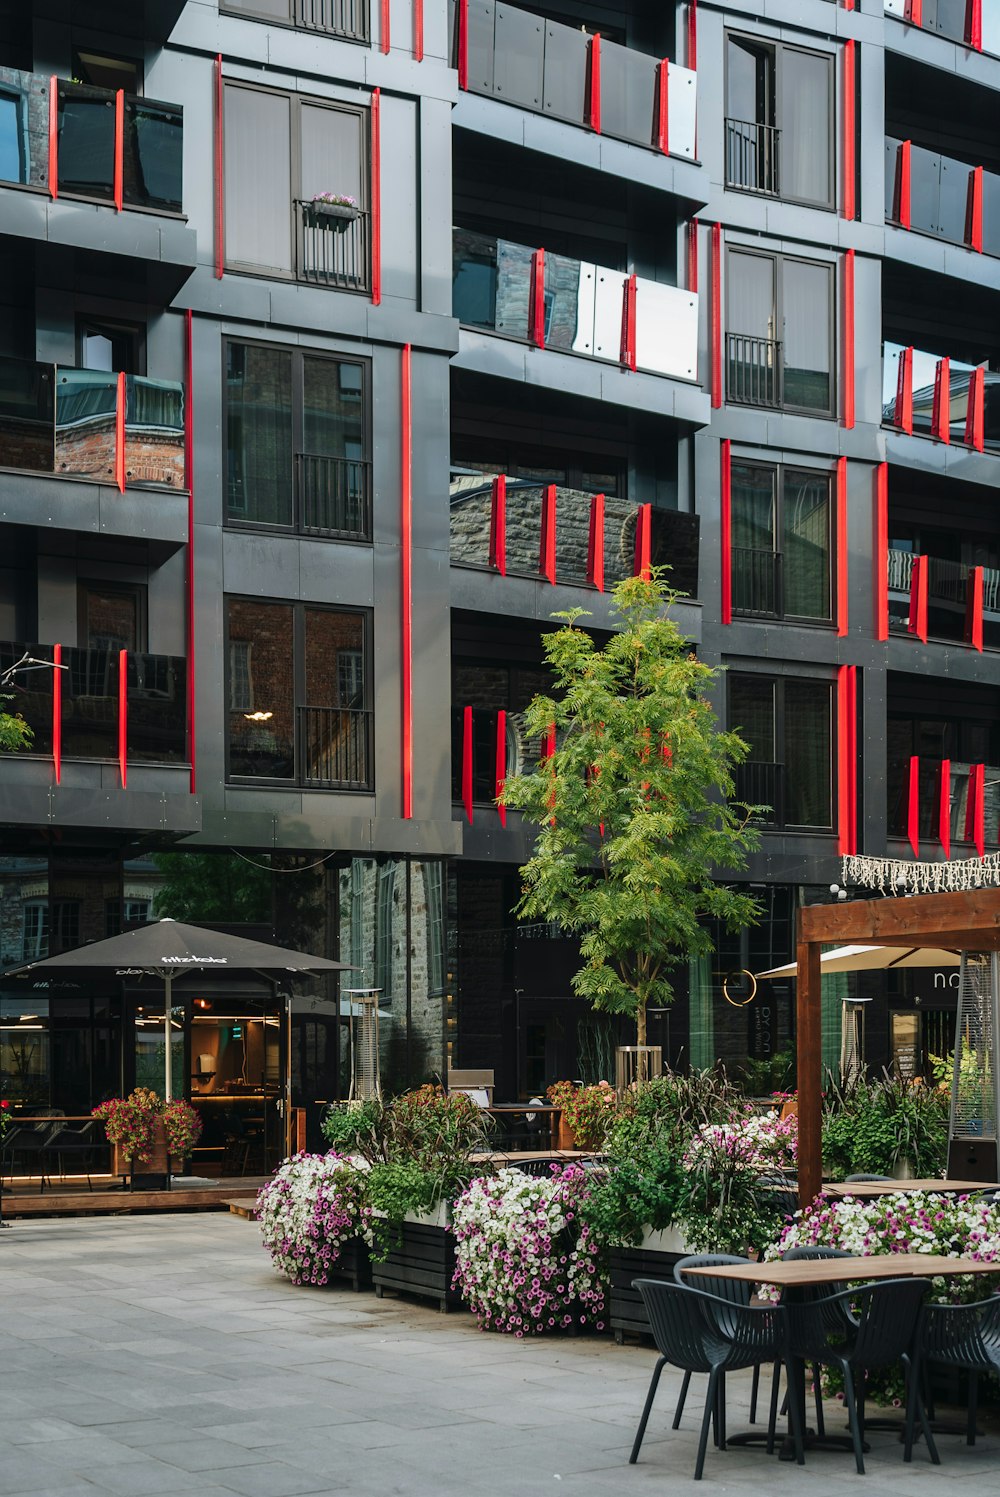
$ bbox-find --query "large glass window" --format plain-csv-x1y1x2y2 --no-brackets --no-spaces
726,35,833,208
223,83,369,291
225,341,369,536
226,598,371,789
731,461,832,621
727,249,835,416
729,674,834,830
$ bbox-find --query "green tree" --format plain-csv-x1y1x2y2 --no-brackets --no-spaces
152,850,272,923
0,695,32,752
501,573,763,1050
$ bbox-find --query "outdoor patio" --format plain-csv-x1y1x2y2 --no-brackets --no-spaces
2,1212,999,1497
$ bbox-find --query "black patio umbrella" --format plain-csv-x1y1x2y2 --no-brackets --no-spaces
12,918,352,1102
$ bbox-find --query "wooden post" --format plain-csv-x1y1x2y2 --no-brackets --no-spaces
797,938,823,1207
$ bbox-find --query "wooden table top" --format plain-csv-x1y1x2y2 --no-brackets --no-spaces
823,1179,993,1199
486,1103,560,1113
686,1253,1000,1287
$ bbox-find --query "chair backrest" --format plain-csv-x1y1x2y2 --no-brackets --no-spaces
634,1278,783,1371
674,1253,753,1307
844,1173,893,1183
792,1277,931,1369
920,1296,1000,1370
782,1245,855,1262
448,1069,495,1105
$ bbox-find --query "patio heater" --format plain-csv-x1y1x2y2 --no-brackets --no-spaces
947,953,1000,1181
345,988,382,1101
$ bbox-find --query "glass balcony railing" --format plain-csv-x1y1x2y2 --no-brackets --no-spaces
449,0,696,160
884,0,1000,59
881,341,1000,451
887,547,1000,646
0,355,185,488
885,136,1000,257
0,69,182,212
449,471,700,595
0,642,187,764
453,229,698,382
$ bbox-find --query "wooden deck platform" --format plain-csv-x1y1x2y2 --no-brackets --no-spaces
1,1176,267,1219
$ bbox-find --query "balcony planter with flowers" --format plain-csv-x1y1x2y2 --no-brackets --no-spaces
303,192,359,231
93,1089,202,1190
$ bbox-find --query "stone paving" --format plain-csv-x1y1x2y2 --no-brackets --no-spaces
1,1212,999,1496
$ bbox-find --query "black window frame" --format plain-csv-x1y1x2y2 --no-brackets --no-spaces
222,79,371,288
728,670,836,832
724,31,836,212
223,336,372,541
725,245,837,419
223,595,374,792
730,458,835,625
220,0,370,44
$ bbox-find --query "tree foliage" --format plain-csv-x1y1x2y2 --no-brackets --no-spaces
152,850,272,923
0,694,32,752
500,573,763,1045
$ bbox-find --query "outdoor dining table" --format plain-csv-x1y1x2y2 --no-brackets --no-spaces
822,1179,992,1200
685,1254,1000,1462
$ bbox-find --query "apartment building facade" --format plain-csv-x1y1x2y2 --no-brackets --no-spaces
0,0,995,1155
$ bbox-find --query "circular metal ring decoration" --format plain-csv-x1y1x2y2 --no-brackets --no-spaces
722,969,758,1007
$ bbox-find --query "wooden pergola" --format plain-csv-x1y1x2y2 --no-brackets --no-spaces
796,888,1000,1204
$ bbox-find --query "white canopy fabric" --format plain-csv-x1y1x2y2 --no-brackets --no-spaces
756,943,963,979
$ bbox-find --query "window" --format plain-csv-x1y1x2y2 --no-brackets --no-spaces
223,83,369,291
726,36,834,209
728,674,834,829
726,249,835,416
79,583,145,653
731,461,832,621
77,319,145,375
21,899,48,961
226,598,371,789
221,0,370,43
375,862,396,1000
225,340,370,537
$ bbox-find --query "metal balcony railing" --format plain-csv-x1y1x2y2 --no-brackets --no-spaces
732,760,784,826
297,454,372,539
732,547,782,618
725,119,780,196
295,0,369,40
726,334,783,409
298,705,372,789
297,203,371,292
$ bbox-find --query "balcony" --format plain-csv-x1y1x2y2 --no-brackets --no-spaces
449,471,700,596
297,202,372,292
0,643,187,766
295,455,372,539
885,136,1000,258
0,70,182,214
882,342,1000,452
0,356,184,490
725,120,780,197
887,547,1000,646
298,706,372,789
450,0,696,162
732,761,785,827
726,334,782,409
732,547,783,618
888,754,1000,846
453,230,698,383
884,0,1000,60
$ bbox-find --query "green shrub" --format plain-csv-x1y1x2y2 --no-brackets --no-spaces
822,1072,948,1179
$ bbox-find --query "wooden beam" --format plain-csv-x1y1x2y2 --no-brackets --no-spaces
799,888,1000,946
797,936,823,1207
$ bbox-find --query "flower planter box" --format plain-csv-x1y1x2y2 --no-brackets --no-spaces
371,1207,462,1313
326,1236,373,1293
111,1118,179,1190
303,200,359,231
609,1226,694,1344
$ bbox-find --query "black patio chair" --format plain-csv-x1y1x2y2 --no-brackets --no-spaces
630,1278,801,1481
766,1244,859,1435
786,1276,938,1474
672,1254,753,1433
7,1118,64,1186
40,1120,102,1193
916,1296,1000,1451
844,1174,893,1183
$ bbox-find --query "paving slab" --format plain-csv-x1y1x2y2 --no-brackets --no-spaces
2,1213,1000,1496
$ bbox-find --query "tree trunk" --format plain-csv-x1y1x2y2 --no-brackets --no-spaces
636,1001,647,1049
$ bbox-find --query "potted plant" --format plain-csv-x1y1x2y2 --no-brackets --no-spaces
822,1071,948,1181
303,192,359,230
452,1165,607,1335
546,1080,617,1150
257,1151,372,1289
322,1085,491,1311
93,1089,202,1189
